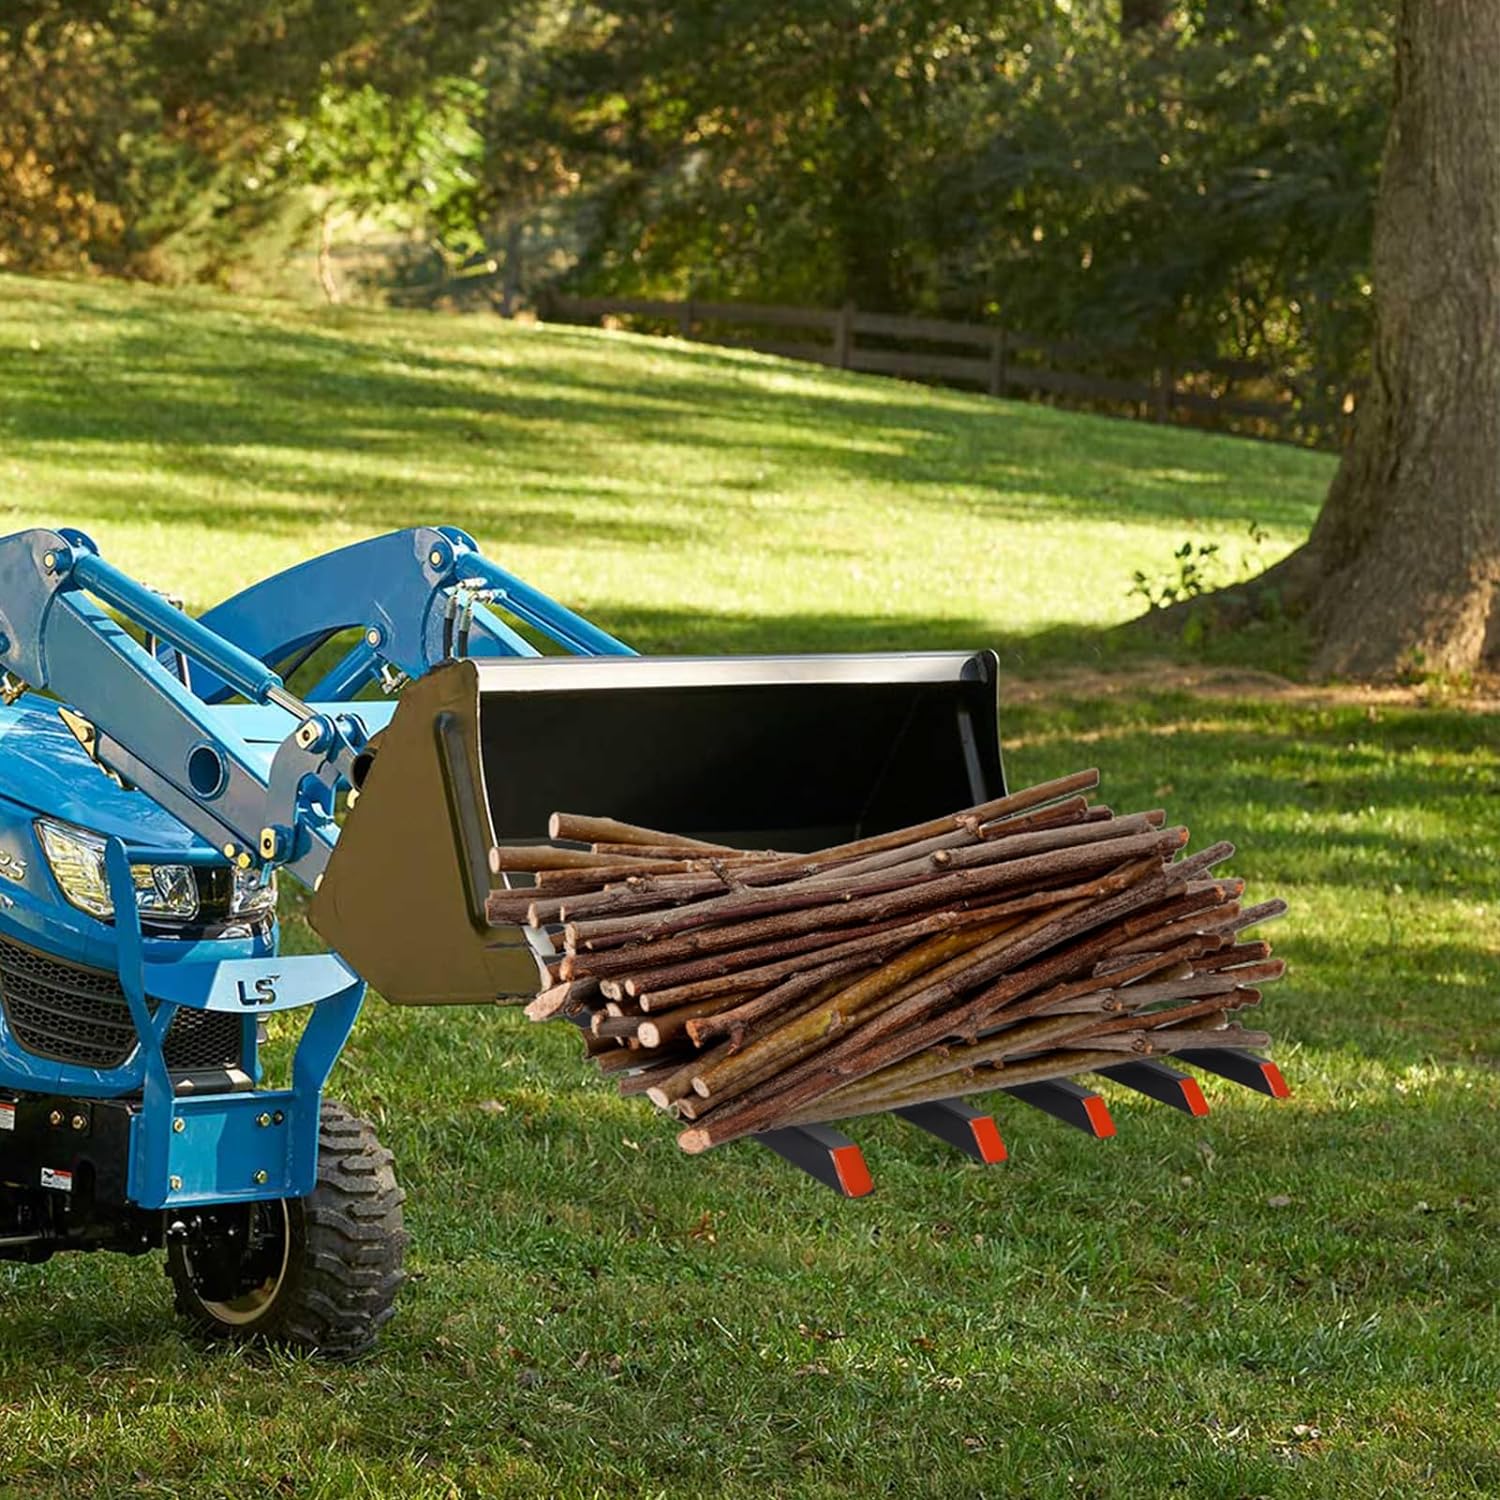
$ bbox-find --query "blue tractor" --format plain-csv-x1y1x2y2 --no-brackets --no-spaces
0,523,1030,1354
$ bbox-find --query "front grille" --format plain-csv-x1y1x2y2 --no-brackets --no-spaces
0,936,242,1073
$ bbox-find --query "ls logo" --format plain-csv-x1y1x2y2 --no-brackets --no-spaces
235,975,280,1007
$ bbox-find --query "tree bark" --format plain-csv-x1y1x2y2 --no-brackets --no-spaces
1156,0,1500,678
1120,0,1175,38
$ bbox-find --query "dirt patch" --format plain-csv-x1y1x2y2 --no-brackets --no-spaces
1007,660,1500,714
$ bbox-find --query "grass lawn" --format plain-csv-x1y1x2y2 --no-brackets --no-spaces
0,273,1496,1499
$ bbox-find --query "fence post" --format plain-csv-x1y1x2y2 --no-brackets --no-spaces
834,301,855,369
501,221,522,318
988,330,1008,397
1154,362,1174,422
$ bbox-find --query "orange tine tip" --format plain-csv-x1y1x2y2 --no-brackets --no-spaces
1261,1061,1291,1099
1180,1076,1211,1117
969,1116,1008,1164
830,1143,874,1198
1083,1094,1117,1139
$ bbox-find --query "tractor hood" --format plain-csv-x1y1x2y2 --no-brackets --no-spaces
0,702,201,849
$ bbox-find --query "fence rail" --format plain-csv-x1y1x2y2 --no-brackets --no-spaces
541,292,1329,444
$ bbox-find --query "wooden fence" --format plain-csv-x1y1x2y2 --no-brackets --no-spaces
542,293,1330,444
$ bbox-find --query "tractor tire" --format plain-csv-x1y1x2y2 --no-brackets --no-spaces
166,1100,406,1358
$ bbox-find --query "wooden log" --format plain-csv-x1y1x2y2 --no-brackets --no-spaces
793,795,1093,888
1114,903,1240,955
807,1010,1114,1107
523,978,601,1023
1014,935,1226,1022
616,1059,693,1095
1075,991,1259,1041
687,921,1018,1107
631,905,1013,1012
1168,840,1237,881
565,826,1186,953
645,1037,737,1108
754,1048,1134,1137
544,782,1112,930
1089,958,1284,1013
533,858,730,892
615,907,985,996
592,1012,644,1041
1206,897,1289,935
595,1042,691,1073
1032,992,1130,1015
670,867,1178,1150
581,1027,620,1057
486,890,551,925
1190,939,1273,973
977,795,1095,838
588,842,779,863
711,768,1104,880
547,813,740,853
929,809,1167,872
490,844,646,874
637,994,760,1050
1086,1025,1271,1055
679,905,1027,1044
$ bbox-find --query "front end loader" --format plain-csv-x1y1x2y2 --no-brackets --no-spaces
0,526,1285,1354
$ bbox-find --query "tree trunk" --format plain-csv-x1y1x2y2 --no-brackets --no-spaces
1120,0,1175,37
1157,0,1500,678
317,208,341,306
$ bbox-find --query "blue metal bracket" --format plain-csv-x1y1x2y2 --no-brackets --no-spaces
187,527,635,710
106,841,364,1209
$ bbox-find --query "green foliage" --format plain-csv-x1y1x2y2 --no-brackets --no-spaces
457,2,1392,429
1129,519,1271,611
2,3,1394,415
272,79,488,263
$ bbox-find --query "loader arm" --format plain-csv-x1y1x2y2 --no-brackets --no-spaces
180,525,634,704
0,526,627,895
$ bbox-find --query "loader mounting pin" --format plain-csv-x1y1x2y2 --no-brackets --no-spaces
173,1117,186,1133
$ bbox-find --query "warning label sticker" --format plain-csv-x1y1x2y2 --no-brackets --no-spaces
40,1166,73,1193
0,1102,14,1132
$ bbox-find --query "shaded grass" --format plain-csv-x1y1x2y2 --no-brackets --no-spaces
0,273,1330,674
0,276,1495,1498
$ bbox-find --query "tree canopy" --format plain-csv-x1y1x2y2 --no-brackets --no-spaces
2,2,1392,419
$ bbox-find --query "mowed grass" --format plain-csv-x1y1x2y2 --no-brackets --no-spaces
0,274,1496,1499
0,273,1326,663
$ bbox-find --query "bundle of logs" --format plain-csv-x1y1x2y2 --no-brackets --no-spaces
485,770,1287,1154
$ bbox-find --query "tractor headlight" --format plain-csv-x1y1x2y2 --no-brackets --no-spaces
35,818,200,924
231,865,278,920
